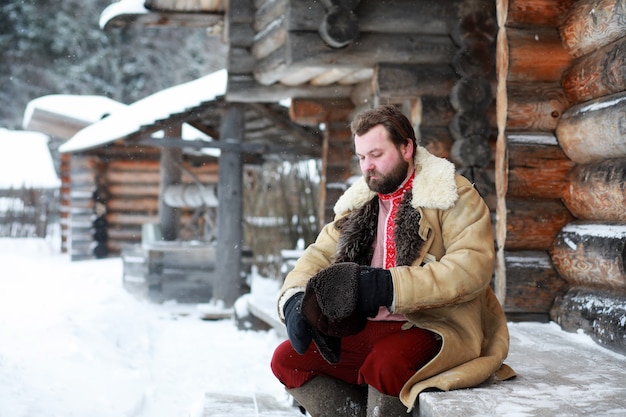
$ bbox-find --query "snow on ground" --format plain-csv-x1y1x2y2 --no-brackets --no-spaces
2,237,624,417
0,238,287,417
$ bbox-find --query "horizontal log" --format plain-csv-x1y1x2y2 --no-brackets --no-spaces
506,81,571,131
449,110,491,142
452,10,497,47
451,134,491,167
253,0,287,33
226,74,352,102
559,0,626,58
419,127,453,159
107,198,159,214
319,5,360,48
561,36,626,104
450,76,493,112
457,166,496,206
507,0,575,27
505,198,575,250
452,42,495,78
555,91,626,164
502,250,567,314
418,96,456,128
562,158,626,222
374,63,458,100
285,0,460,35
289,98,354,125
551,286,626,355
255,32,456,85
507,27,572,82
506,134,574,199
550,221,626,288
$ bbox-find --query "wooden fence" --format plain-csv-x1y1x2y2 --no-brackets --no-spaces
0,188,58,238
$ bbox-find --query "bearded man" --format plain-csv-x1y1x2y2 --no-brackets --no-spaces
271,105,514,416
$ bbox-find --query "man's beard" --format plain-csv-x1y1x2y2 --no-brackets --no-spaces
365,159,409,194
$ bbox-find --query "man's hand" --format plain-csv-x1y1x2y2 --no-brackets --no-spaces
283,292,312,354
357,266,394,317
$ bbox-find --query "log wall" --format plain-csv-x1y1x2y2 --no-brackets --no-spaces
62,143,219,260
495,0,573,320
549,0,626,353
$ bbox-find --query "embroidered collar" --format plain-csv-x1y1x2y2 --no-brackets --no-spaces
378,169,415,201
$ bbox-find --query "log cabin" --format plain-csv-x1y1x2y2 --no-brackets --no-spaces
36,0,625,353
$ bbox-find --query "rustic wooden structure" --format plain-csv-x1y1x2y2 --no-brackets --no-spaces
51,0,626,351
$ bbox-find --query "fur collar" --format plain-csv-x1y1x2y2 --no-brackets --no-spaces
333,147,458,216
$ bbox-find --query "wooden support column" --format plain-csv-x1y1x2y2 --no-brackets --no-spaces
159,124,182,241
214,104,245,308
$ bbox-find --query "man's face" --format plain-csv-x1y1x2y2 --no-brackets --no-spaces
354,125,412,194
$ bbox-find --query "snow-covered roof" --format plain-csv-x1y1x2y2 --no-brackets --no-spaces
100,0,149,30
23,95,128,133
59,70,227,154
0,129,60,189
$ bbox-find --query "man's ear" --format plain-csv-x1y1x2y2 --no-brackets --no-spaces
402,139,414,161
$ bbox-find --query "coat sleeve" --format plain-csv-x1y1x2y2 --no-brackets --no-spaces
391,176,495,313
276,221,340,320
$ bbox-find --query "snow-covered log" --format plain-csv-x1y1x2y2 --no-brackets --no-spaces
551,286,626,355
503,251,567,318
550,222,626,288
555,91,626,164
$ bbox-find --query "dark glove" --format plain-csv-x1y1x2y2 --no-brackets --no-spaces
357,266,394,317
283,292,313,355
284,292,341,364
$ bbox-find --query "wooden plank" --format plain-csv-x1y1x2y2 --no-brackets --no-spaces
550,221,626,288
555,91,626,164
561,36,626,104
562,158,626,222
559,0,626,58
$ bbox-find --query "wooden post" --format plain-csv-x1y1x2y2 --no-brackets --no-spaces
159,124,182,241
214,104,245,308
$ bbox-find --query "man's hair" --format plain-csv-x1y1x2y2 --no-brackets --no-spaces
350,105,418,157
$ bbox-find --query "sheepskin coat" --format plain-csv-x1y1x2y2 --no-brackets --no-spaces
278,147,514,410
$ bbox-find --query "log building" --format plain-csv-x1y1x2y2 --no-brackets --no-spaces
35,0,624,352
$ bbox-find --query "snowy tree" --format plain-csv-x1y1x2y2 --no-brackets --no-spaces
0,0,226,129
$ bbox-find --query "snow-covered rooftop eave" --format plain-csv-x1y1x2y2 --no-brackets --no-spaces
100,0,224,30
59,70,227,154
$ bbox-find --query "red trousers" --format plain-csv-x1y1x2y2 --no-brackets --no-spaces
271,320,442,396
